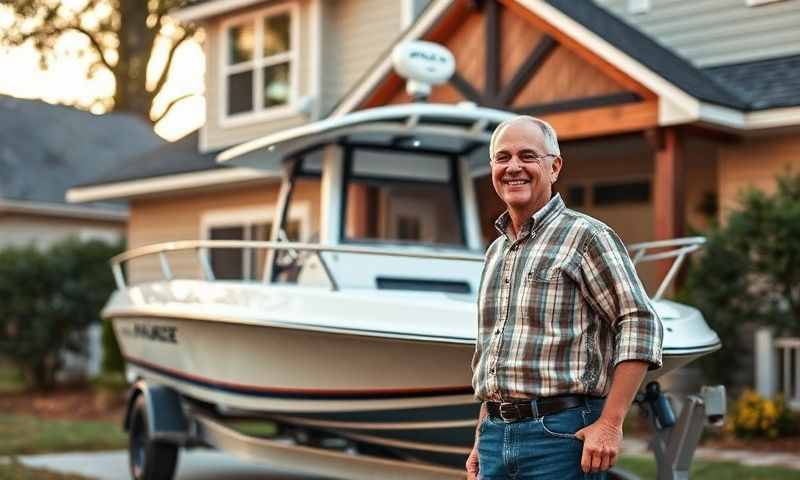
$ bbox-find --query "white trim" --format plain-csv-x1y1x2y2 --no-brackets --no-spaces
310,0,322,120
0,199,128,222
401,0,416,28
200,202,310,279
698,104,800,130
66,168,281,203
171,0,267,22
330,0,456,118
746,0,785,6
218,3,301,128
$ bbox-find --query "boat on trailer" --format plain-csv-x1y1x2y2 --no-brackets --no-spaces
108,101,724,480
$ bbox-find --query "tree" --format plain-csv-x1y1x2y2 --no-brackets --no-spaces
0,0,198,124
0,238,123,389
681,171,800,385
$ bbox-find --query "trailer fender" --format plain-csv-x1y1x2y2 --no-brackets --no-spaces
124,381,190,445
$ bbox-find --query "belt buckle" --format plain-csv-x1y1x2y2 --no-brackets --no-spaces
498,402,519,423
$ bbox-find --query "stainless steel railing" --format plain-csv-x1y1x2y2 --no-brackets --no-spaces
111,237,705,299
110,240,485,290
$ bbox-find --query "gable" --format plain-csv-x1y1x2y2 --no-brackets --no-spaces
364,0,657,140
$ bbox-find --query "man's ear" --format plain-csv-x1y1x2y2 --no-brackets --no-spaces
551,156,563,182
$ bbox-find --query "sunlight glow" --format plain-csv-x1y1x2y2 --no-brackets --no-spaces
0,7,206,141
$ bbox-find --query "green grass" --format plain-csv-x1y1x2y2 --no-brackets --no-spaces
0,460,92,480
0,361,26,394
617,455,800,479
0,415,126,456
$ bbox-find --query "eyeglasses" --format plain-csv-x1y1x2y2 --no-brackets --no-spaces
491,152,559,165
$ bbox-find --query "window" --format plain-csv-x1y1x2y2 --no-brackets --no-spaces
565,185,586,208
343,149,465,247
592,181,651,206
202,205,306,281
222,5,296,122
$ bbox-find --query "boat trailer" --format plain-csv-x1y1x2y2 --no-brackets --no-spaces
123,379,726,480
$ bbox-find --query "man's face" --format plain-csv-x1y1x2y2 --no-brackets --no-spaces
490,120,562,212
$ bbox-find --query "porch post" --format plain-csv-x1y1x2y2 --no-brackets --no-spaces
653,127,684,242
755,327,777,398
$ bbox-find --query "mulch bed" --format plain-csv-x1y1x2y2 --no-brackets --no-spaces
0,387,126,421
700,435,800,454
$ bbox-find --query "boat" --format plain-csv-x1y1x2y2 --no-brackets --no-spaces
104,100,721,475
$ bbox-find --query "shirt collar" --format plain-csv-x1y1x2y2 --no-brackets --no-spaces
494,193,565,240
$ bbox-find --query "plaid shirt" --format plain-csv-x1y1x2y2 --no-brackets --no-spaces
471,194,663,401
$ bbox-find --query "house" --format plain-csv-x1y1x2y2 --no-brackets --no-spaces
66,0,800,393
0,94,163,249
0,94,163,379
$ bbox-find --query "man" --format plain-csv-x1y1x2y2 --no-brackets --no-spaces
466,116,662,480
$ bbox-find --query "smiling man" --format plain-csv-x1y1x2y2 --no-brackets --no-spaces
466,116,663,480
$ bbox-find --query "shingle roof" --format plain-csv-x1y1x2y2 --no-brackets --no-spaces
703,54,800,111
0,95,163,211
544,0,749,110
77,130,221,188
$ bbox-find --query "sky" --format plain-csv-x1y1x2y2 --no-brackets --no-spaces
0,6,206,141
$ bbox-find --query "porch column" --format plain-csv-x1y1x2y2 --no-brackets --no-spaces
653,127,685,242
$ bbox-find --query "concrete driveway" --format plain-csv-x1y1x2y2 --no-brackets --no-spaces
18,449,329,480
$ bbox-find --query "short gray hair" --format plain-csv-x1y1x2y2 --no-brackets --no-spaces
489,116,561,160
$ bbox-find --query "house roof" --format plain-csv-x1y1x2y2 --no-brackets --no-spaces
0,95,163,213
703,54,800,111
543,0,747,110
76,130,220,188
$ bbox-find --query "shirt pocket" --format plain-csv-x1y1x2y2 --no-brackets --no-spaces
527,265,565,284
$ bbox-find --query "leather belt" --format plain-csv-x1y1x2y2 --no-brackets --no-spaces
486,395,590,423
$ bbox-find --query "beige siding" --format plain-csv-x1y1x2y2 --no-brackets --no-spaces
320,0,404,115
0,214,123,250
201,1,314,152
718,133,800,220
597,0,800,66
683,136,719,232
127,180,321,283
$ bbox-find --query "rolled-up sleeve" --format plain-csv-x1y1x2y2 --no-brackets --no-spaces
579,227,663,370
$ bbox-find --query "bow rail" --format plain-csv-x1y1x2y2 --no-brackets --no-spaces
627,236,706,301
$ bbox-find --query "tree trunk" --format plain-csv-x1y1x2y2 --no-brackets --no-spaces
115,0,158,123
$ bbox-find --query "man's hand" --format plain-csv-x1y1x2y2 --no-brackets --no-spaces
466,445,479,480
574,417,622,473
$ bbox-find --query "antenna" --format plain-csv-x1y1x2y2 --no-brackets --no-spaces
391,41,456,102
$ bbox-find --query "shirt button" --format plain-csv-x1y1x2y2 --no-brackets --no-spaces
504,277,510,284
495,328,501,335
490,368,496,375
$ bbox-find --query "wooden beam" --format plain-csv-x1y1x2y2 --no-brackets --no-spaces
497,36,558,106
498,0,656,100
653,127,685,241
450,72,486,104
515,92,641,116
539,100,658,141
485,0,500,100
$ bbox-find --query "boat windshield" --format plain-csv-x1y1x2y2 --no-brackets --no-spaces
343,149,465,248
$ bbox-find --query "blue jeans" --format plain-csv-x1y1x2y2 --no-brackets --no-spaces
477,397,607,480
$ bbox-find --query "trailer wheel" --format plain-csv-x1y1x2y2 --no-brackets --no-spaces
128,395,179,480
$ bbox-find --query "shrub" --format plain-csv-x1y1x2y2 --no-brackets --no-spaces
725,389,795,439
680,172,800,386
0,237,123,389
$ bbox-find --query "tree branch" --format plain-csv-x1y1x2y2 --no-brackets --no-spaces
63,25,114,70
151,28,194,97
152,92,198,124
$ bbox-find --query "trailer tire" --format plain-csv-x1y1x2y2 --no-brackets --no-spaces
128,395,179,480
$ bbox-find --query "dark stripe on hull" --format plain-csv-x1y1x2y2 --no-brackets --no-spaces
333,426,476,448
128,357,474,400
293,403,480,423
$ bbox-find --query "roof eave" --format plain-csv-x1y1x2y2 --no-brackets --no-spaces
67,168,281,203
171,0,266,22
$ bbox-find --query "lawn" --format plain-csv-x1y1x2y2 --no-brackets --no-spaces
0,415,126,456
617,455,800,479
0,460,91,480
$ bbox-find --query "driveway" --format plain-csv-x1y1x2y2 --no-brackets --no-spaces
18,449,329,480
